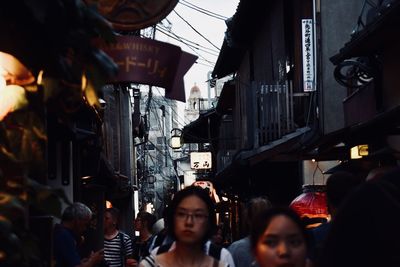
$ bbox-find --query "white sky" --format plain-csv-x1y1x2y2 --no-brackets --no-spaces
154,0,240,101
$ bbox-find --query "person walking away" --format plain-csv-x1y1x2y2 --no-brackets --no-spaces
250,207,311,267
317,167,400,267
104,207,136,267
133,211,157,261
228,197,272,267
139,185,228,267
53,202,104,267
309,171,361,263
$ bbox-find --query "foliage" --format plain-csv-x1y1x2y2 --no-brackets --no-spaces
0,0,118,265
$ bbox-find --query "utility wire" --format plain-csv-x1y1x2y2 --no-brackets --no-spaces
151,96,187,129
173,10,221,51
156,26,215,66
156,26,219,57
157,24,220,54
178,0,228,21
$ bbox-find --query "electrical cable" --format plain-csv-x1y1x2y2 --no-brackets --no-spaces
157,25,220,55
155,26,219,58
173,10,221,51
155,26,215,66
179,0,228,21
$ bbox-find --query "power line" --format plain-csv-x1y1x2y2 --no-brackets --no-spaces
195,61,215,68
179,0,228,21
155,26,215,66
173,10,221,51
157,24,220,54
151,91,187,129
155,26,219,57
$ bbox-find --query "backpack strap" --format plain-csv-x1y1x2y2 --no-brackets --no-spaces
119,232,126,267
209,243,222,261
142,255,156,267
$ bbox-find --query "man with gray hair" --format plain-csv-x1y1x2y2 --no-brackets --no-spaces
228,196,272,267
53,202,104,267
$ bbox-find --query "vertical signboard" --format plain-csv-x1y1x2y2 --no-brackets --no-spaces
302,19,315,92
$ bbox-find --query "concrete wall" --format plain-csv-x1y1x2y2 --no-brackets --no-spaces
319,0,365,133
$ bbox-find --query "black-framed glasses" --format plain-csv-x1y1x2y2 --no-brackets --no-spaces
175,211,209,223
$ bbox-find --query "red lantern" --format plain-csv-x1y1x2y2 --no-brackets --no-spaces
290,185,329,228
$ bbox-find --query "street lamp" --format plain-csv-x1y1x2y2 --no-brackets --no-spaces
169,128,183,149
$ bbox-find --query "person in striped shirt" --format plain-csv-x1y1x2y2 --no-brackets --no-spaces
104,207,137,267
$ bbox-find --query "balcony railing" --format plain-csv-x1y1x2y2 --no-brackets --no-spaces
256,82,295,146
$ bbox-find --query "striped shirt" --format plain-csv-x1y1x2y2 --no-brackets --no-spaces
104,232,133,267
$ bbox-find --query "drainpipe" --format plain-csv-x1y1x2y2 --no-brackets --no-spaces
313,0,321,133
313,0,319,93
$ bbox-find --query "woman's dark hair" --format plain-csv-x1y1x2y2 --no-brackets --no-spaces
166,185,216,244
250,206,310,250
136,211,157,232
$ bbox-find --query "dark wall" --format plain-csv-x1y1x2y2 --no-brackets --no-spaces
248,161,303,206
221,161,303,206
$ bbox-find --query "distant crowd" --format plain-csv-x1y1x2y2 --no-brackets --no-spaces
53,165,400,267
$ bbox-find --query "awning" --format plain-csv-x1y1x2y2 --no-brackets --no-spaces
212,40,244,79
182,109,220,144
212,0,271,78
306,104,400,161
330,1,400,64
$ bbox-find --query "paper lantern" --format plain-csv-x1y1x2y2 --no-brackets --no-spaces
290,184,329,228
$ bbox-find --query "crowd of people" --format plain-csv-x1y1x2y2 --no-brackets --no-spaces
53,166,400,267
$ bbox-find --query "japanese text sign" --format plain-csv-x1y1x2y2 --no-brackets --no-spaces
190,152,212,170
302,19,315,92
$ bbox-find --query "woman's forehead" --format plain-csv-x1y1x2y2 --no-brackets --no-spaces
178,195,207,209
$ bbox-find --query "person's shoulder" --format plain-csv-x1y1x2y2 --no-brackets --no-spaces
219,246,235,267
119,231,132,238
229,237,248,249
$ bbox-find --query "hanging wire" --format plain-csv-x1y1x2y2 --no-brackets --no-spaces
179,0,228,21
312,161,325,185
173,10,221,51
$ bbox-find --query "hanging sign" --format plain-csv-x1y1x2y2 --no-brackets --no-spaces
102,35,197,102
190,152,212,170
302,19,315,92
84,0,179,31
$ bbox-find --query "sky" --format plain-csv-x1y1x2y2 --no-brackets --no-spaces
153,0,240,101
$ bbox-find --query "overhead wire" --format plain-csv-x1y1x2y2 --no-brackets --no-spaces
173,10,221,51
155,26,219,61
148,88,187,128
155,26,215,66
180,0,228,20
157,24,219,55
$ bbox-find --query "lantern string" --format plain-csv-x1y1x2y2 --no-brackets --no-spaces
312,161,325,185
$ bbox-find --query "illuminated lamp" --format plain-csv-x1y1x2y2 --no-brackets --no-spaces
350,144,369,159
0,52,35,86
169,128,182,149
0,52,33,121
290,184,329,228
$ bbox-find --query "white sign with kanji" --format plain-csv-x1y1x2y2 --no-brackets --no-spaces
190,152,212,169
302,19,315,92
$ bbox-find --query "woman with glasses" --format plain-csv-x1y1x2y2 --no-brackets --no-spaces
139,185,227,267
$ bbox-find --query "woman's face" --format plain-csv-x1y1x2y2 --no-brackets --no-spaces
174,195,209,245
254,215,307,267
